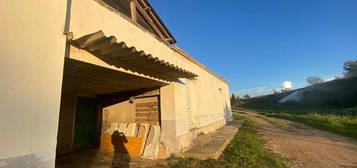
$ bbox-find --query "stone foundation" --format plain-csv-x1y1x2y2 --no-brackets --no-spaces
176,133,192,152
167,119,228,154
191,119,227,139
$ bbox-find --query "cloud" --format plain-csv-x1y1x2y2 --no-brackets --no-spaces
282,81,293,89
324,76,341,82
235,80,293,97
324,77,335,82
235,86,279,97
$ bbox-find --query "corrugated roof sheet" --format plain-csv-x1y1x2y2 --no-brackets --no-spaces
69,30,197,81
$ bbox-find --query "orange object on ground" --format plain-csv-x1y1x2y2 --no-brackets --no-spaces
100,133,144,156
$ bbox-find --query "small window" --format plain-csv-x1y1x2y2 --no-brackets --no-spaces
102,0,131,18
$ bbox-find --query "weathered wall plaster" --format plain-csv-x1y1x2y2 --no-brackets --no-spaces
102,100,136,132
0,0,67,167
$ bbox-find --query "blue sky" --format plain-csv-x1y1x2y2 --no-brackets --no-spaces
150,0,357,97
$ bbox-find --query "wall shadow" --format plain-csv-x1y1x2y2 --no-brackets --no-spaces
56,131,132,168
224,103,233,122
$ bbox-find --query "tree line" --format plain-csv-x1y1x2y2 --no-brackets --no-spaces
306,60,357,86
230,93,250,108
230,59,357,107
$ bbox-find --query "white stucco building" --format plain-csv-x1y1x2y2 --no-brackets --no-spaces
0,0,232,167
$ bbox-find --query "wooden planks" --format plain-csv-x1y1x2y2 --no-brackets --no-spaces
134,0,175,44
130,0,137,22
133,0,166,42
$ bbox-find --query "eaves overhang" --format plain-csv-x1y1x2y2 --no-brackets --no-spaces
67,30,197,81
137,0,177,44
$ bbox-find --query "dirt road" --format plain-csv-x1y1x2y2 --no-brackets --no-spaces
239,111,357,168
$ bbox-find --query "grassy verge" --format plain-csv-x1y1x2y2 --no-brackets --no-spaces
246,108,357,140
165,114,288,168
258,115,284,128
257,115,296,132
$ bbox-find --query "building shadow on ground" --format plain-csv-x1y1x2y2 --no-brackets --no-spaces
55,131,131,168
111,131,130,168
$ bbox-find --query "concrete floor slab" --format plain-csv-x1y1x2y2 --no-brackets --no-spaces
55,149,166,168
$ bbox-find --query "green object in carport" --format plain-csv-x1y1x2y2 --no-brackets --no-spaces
74,97,99,149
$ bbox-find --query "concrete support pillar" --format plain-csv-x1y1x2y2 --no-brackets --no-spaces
160,82,190,154
160,84,178,154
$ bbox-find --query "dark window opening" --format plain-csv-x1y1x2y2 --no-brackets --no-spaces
102,0,131,18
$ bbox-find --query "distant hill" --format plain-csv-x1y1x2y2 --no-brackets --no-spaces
242,77,357,109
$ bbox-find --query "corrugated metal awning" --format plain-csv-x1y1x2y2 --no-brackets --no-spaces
67,30,197,81
62,58,167,95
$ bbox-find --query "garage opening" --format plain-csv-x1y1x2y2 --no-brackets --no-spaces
55,28,198,167
55,58,166,167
